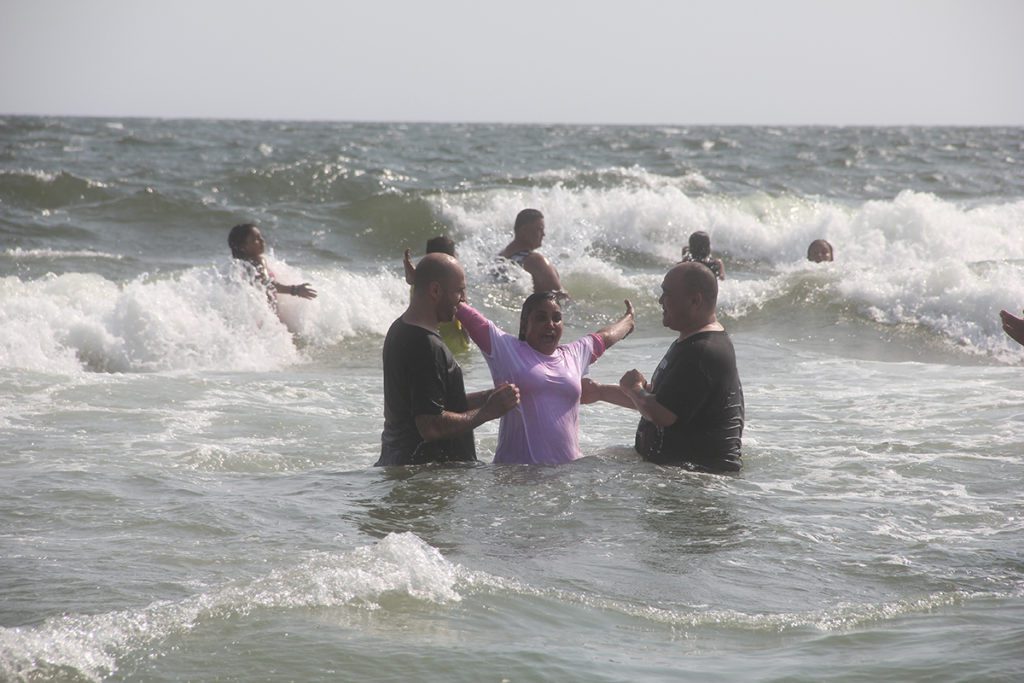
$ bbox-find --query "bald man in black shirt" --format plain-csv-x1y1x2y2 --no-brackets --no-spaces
582,262,744,472
377,253,519,466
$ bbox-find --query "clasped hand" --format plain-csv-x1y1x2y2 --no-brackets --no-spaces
483,383,520,419
619,369,649,393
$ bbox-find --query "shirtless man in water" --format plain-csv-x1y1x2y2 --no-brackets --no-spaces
498,208,566,295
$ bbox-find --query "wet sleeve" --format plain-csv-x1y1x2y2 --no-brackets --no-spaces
565,334,600,375
455,303,494,355
588,333,605,364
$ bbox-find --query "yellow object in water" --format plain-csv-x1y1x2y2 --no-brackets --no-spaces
439,318,470,353
406,285,470,352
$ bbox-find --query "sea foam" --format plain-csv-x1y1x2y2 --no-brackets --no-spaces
0,533,465,682
0,257,408,374
434,184,1024,360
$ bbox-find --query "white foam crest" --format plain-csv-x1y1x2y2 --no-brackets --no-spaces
0,259,412,374
436,184,1024,266
434,185,1024,358
0,534,463,682
3,247,123,261
834,257,1024,359
0,168,56,182
0,274,109,374
434,183,838,267
271,259,408,343
436,182,711,264
559,253,653,292
719,256,1024,360
474,578,1005,634
716,271,803,319
454,564,1013,634
98,266,303,373
706,190,1024,266
0,268,295,374
522,165,711,192
0,168,108,187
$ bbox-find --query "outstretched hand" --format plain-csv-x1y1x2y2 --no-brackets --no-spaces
403,248,416,285
1000,309,1024,347
292,283,317,299
596,298,636,348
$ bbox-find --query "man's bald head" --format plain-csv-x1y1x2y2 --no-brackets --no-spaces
410,252,467,325
413,252,462,292
666,262,718,311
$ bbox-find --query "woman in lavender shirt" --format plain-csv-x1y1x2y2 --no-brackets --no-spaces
456,292,634,464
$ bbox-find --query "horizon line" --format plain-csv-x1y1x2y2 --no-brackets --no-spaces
2,111,1022,129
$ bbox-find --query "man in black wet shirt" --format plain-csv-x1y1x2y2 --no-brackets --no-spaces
582,262,744,472
376,253,519,466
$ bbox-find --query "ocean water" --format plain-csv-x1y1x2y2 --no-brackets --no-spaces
1,117,1023,681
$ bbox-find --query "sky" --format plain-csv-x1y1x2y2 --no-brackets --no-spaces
1,0,1022,126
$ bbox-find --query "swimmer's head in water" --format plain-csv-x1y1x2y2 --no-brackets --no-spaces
514,209,544,232
518,290,563,354
425,235,456,257
807,239,834,263
228,223,264,261
513,209,545,250
687,231,712,260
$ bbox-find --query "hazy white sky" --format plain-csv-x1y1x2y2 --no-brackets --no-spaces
2,0,1022,125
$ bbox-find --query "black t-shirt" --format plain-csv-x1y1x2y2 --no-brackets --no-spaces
634,330,744,472
376,317,476,466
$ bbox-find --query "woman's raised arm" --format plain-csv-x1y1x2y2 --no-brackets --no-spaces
595,300,635,350
454,303,494,355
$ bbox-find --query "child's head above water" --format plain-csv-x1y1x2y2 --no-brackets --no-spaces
807,239,834,263
426,235,456,257
687,231,712,260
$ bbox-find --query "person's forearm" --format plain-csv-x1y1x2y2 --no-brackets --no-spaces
623,385,678,427
415,408,490,442
273,282,309,296
415,382,520,440
403,249,415,285
598,315,635,349
595,383,638,409
466,389,493,410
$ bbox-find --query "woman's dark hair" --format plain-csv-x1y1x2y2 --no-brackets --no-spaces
228,223,258,260
518,290,561,340
688,230,711,259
